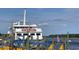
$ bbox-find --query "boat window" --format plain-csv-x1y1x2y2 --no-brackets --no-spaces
17,33,21,36
14,27,29,28
22,27,28,28
30,27,32,28
23,33,28,35
31,33,35,35
14,27,19,28
36,33,40,35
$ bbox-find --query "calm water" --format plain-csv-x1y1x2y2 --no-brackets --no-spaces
67,38,79,50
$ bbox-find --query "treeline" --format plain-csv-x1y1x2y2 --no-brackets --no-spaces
48,34,79,38
1,33,79,39
0,33,14,39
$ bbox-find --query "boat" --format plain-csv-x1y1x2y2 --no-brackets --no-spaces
9,10,43,40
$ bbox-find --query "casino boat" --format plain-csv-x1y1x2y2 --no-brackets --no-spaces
9,10,43,40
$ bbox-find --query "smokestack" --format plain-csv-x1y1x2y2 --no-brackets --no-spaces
23,10,26,25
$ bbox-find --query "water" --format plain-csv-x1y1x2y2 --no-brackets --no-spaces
67,38,79,50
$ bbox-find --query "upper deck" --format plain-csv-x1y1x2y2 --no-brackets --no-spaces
12,22,42,33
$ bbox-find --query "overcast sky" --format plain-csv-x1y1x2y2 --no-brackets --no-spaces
0,8,79,35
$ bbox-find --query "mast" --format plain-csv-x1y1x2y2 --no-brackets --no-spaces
23,10,26,25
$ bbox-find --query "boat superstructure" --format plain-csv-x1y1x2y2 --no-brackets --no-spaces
10,10,43,40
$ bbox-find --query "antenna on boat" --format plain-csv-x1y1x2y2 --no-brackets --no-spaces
23,10,26,25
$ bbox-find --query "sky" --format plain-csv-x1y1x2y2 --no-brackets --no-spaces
0,8,79,35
